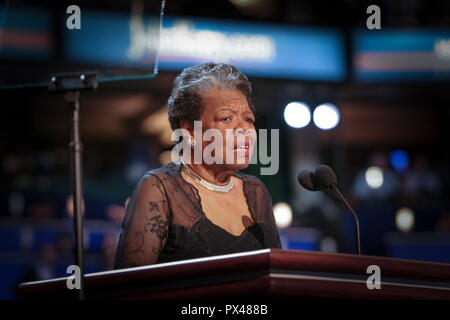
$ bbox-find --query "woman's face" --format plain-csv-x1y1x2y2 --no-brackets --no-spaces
196,88,257,171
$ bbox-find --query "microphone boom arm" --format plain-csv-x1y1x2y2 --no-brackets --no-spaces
330,185,361,255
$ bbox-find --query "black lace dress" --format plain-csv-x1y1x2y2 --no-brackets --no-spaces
114,161,282,269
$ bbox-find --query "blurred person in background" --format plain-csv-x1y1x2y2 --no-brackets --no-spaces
18,242,59,283
403,154,441,206
105,203,126,225
114,63,282,269
14,242,59,298
351,152,400,204
27,199,56,219
101,234,119,270
436,210,450,232
56,232,74,261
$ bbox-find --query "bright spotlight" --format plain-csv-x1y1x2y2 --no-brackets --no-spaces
273,202,293,228
313,103,340,130
283,102,311,129
365,166,384,189
396,207,415,233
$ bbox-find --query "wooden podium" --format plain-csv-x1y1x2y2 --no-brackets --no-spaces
18,249,450,300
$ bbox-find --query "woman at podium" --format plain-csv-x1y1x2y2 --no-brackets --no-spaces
114,63,282,269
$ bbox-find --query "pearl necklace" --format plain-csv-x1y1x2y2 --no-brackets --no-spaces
180,158,234,193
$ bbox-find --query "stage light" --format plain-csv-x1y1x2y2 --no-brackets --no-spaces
390,150,409,173
313,103,340,130
365,166,383,189
273,202,293,228
396,207,415,233
283,102,311,129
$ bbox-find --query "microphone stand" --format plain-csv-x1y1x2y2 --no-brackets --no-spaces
49,71,98,300
330,185,361,255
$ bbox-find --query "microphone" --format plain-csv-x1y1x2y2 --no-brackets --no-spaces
298,165,361,255
314,164,338,189
297,169,318,191
314,165,361,255
297,168,339,200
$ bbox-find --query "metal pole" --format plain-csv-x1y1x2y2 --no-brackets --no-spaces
67,90,85,300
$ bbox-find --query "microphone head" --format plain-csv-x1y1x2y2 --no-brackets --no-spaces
297,169,319,191
314,164,338,189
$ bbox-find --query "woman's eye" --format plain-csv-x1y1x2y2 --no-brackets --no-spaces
222,117,232,122
247,118,255,124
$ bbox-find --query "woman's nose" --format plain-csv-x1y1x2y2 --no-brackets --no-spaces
235,117,250,132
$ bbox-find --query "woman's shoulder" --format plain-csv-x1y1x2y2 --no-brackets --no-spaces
133,162,182,192
235,171,270,194
236,172,274,219
141,161,181,180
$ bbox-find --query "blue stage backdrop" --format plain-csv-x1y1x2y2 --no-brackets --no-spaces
0,5,54,59
64,11,347,81
353,29,450,81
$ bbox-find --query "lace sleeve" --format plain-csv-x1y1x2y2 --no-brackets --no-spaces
114,173,170,269
259,182,282,249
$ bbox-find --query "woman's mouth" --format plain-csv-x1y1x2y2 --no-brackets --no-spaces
234,142,250,156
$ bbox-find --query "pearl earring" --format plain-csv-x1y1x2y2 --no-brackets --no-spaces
188,137,197,147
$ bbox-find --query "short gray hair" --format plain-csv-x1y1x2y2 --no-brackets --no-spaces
167,63,254,130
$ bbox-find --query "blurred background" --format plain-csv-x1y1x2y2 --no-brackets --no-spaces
1,0,450,299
